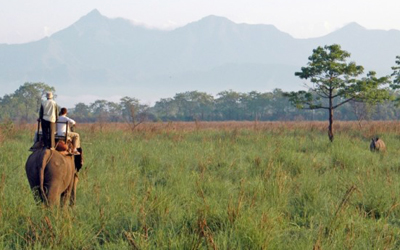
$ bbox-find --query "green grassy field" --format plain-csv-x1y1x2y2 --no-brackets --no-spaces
1,121,400,249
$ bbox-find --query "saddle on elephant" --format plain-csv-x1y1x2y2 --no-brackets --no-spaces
56,140,84,172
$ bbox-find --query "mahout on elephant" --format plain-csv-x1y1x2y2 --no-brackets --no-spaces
25,142,82,207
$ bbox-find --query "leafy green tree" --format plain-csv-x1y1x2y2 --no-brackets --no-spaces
0,94,15,121
241,91,271,120
107,102,122,122
153,98,178,121
89,100,110,122
173,92,196,121
15,82,56,122
90,100,108,116
185,91,214,121
215,90,243,120
390,56,400,107
270,89,300,120
72,103,92,122
168,91,212,121
0,82,55,122
119,96,150,129
285,44,391,141
120,96,140,122
392,56,400,86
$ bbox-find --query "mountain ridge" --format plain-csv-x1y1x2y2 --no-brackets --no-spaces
0,10,399,106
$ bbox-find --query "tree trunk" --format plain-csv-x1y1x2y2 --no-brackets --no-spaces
328,89,334,142
328,107,334,142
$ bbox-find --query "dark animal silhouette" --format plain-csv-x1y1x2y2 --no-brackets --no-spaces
370,137,386,152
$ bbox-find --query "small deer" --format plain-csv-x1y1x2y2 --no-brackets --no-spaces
370,137,386,152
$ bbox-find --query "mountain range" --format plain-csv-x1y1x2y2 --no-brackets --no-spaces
1,9,400,106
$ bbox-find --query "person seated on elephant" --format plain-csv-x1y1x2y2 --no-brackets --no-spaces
57,107,81,155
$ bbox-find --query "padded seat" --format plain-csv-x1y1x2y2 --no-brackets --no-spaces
35,121,71,143
55,134,72,142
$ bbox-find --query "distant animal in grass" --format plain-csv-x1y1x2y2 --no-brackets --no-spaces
370,137,386,152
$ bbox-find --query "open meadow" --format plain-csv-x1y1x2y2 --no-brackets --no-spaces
2,121,400,249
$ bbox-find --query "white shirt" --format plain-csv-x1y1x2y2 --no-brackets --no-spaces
41,99,58,122
57,115,76,136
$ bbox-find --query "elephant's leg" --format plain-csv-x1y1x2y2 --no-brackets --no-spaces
70,174,79,206
60,190,70,207
46,186,61,207
31,187,43,204
61,176,75,207
26,168,42,203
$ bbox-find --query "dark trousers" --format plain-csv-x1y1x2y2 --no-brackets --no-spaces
41,119,55,149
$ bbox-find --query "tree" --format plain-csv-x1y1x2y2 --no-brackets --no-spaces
216,90,243,120
107,102,123,122
241,91,271,120
153,98,178,121
89,100,110,124
181,91,214,121
90,100,108,115
285,44,391,142
72,103,92,122
0,94,15,121
0,82,55,122
391,56,400,107
15,82,56,122
119,96,149,130
271,89,300,120
120,96,140,122
349,100,375,128
392,55,400,86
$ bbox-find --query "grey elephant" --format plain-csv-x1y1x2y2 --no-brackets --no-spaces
25,147,79,207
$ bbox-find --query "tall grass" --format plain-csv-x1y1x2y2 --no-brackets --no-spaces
1,121,400,249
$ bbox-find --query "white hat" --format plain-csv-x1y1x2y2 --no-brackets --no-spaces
46,92,53,99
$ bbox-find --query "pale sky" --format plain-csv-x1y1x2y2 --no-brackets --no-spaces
1,0,400,44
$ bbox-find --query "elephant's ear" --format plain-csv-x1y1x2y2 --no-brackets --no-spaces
35,149,47,170
74,148,83,172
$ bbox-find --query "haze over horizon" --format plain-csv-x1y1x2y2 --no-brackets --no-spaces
1,1,400,108
1,0,400,44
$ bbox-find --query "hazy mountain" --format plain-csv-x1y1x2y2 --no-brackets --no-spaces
1,9,399,105
310,22,400,73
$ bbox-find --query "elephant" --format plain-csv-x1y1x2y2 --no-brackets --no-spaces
25,147,79,207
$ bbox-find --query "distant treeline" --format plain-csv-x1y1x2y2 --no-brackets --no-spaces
1,82,400,123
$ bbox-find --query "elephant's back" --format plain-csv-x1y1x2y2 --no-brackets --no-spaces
47,151,74,169
45,151,75,183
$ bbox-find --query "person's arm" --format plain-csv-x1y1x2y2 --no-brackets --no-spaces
66,116,76,126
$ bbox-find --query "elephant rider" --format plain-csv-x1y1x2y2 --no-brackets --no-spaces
57,107,81,155
39,92,58,150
